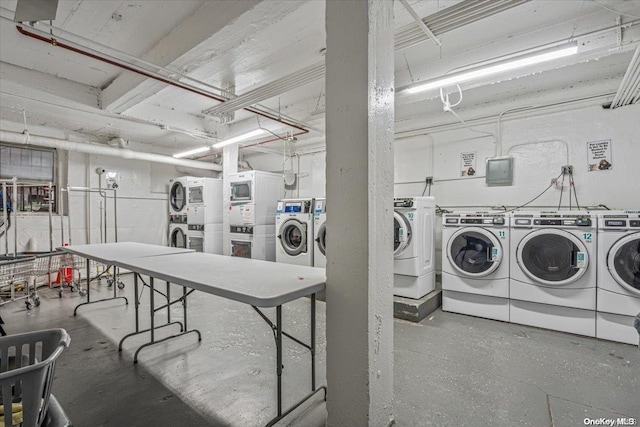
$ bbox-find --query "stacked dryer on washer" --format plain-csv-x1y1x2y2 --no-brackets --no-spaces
442,212,510,321
393,197,436,299
169,176,192,249
186,177,223,254
596,211,640,345
227,171,282,261
275,198,314,266
509,211,597,337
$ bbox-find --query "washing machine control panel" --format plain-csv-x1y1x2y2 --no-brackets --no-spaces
188,224,204,231
230,225,254,234
632,220,640,228
169,214,187,224
394,199,414,208
531,217,592,227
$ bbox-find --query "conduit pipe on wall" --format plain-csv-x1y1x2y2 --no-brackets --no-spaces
15,25,310,139
0,130,222,171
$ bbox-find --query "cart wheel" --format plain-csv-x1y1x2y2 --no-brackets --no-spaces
26,301,33,310
117,282,125,289
97,278,102,285
70,285,76,292
107,279,114,287
79,289,87,297
59,290,63,298
34,297,41,307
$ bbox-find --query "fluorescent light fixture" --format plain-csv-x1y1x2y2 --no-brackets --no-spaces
172,146,211,158
212,129,267,149
401,42,578,95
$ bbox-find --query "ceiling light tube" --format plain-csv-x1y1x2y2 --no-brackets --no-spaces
172,146,211,158
401,42,579,95
212,129,268,149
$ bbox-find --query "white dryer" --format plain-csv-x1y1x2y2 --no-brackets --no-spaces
187,223,223,254
313,198,327,268
596,211,640,345
169,176,192,216
275,198,314,266
442,212,510,321
169,222,188,249
510,211,597,337
393,197,436,299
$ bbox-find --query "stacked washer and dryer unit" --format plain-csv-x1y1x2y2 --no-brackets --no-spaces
596,211,640,345
169,176,192,249
442,212,510,322
393,197,436,299
275,198,315,266
169,176,223,253
186,178,223,254
227,171,282,261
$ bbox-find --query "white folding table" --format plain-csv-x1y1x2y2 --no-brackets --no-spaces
63,243,327,427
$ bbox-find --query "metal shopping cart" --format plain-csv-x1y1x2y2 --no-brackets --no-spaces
0,258,39,310
51,253,87,299
0,328,71,427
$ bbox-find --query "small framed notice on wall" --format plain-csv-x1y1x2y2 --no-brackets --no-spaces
460,151,477,177
587,140,612,172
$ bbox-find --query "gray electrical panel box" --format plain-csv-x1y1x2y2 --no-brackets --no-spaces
486,157,513,186
14,0,58,23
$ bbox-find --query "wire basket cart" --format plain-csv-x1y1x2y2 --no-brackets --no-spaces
0,328,70,427
50,253,87,299
0,258,39,310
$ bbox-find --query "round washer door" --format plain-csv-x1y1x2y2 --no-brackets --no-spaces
170,181,186,212
516,229,589,286
446,227,502,277
394,211,412,256
170,227,187,248
279,219,307,256
316,222,327,256
607,232,640,295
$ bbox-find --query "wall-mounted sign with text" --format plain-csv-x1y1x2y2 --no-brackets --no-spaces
460,151,477,177
587,139,612,172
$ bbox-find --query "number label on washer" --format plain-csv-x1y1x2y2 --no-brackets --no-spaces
498,230,506,239
408,212,414,219
582,232,593,243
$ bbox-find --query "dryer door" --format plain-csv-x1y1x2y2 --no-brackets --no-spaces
516,229,589,286
394,211,412,256
607,232,640,295
170,227,187,249
447,227,502,277
316,222,327,256
170,181,186,213
278,219,307,256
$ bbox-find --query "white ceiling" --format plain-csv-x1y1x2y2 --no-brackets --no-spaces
0,0,639,158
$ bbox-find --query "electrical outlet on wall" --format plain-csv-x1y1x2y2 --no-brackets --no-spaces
561,165,573,175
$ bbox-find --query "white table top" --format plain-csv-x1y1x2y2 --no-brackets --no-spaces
62,243,326,307
116,252,326,307
62,242,194,265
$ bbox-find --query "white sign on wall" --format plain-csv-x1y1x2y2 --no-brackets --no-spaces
587,140,612,172
460,151,477,177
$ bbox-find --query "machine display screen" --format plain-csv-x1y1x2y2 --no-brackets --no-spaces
284,202,303,213
231,182,251,200
605,220,626,227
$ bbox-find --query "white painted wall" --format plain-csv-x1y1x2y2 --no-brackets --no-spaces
1,125,212,254
245,103,640,273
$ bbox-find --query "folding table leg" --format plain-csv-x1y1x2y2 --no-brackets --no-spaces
74,261,128,316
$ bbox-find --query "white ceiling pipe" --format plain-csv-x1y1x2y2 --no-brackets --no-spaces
0,129,222,171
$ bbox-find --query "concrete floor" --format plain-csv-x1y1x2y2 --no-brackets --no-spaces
2,275,638,426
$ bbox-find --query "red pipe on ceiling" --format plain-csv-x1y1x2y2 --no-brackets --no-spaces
16,26,309,144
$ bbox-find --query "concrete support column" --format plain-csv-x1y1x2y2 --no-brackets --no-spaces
325,1,395,426
222,144,238,255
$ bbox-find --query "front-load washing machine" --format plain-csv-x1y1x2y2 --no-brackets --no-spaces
313,198,327,268
393,197,436,299
510,211,597,337
596,211,640,345
169,222,188,249
169,176,193,216
275,198,314,266
442,212,510,321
